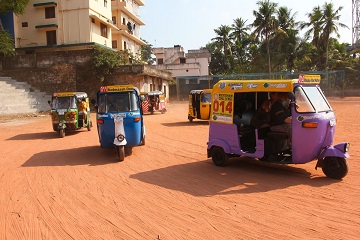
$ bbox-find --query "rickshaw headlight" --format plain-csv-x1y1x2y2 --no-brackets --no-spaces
344,143,350,152
117,134,125,142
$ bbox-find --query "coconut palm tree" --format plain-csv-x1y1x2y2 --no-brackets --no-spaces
251,0,279,74
212,25,233,71
321,2,349,72
230,18,250,67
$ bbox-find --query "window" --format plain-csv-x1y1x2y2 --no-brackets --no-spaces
100,23,107,38
157,58,163,65
22,22,28,27
124,41,127,49
91,18,95,23
112,16,116,24
112,40,117,49
180,58,186,64
45,7,55,19
46,30,57,46
104,0,107,7
122,18,126,25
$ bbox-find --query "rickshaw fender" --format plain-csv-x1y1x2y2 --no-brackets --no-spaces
207,139,231,157
318,143,350,160
113,138,127,146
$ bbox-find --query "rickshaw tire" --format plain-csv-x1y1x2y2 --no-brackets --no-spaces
188,116,193,122
322,157,348,179
211,147,229,167
117,146,125,162
59,129,65,138
87,121,92,131
161,109,166,114
140,137,146,145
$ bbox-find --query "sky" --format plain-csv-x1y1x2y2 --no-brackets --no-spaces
140,0,353,52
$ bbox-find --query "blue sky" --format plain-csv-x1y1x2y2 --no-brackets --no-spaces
140,0,353,52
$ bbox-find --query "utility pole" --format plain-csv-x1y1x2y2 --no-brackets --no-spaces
353,0,360,48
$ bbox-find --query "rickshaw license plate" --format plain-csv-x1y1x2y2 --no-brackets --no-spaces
58,110,66,115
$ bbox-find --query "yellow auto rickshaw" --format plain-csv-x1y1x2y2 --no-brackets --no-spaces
188,89,212,122
48,92,92,138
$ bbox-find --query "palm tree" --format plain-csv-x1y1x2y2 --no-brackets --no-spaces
212,25,233,71
251,0,279,74
230,18,250,67
299,5,323,69
321,2,349,72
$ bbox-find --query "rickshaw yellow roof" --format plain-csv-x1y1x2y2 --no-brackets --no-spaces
100,85,137,92
53,92,88,98
213,75,320,93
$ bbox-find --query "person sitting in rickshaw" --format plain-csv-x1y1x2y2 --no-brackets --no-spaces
78,98,88,123
269,92,292,139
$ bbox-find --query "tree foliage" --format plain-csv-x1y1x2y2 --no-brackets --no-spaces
0,0,30,15
204,1,358,87
92,45,129,81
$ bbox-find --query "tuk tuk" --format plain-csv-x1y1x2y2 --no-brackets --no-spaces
48,92,92,138
140,91,167,114
188,89,212,122
207,74,350,179
92,85,145,161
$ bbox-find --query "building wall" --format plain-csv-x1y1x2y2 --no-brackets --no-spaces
14,0,114,49
153,46,211,78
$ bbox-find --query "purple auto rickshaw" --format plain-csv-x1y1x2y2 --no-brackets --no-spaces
207,74,350,179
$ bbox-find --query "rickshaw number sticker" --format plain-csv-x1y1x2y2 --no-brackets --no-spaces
58,110,65,115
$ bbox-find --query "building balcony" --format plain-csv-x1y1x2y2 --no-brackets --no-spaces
111,1,144,25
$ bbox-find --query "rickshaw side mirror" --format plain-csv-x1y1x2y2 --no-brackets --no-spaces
91,99,98,108
287,92,295,100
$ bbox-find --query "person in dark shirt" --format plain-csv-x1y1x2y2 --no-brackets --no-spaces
269,92,292,139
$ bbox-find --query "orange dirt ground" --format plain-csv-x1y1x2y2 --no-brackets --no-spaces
0,99,359,239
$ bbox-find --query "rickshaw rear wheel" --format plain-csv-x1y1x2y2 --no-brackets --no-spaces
322,157,348,179
211,147,229,167
188,116,193,122
87,121,92,131
140,136,146,145
59,129,65,138
161,109,166,114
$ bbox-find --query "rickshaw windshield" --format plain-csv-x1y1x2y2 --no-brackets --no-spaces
53,97,76,109
295,86,331,113
201,93,211,103
98,92,139,113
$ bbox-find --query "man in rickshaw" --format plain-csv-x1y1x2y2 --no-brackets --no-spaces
268,92,292,141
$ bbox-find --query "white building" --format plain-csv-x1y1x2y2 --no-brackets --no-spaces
153,45,211,77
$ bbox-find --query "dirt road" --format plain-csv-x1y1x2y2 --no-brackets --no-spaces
0,100,359,239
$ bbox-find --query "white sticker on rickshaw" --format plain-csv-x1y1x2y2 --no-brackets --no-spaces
212,115,232,123
98,114,108,118
110,113,126,119
58,109,66,115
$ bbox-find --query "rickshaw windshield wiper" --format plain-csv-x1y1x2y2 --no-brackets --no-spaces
107,97,119,112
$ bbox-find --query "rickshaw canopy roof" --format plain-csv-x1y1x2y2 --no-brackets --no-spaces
213,74,321,93
52,92,88,98
99,85,139,94
147,91,164,96
190,89,212,95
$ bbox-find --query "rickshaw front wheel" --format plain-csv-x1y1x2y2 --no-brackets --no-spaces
59,129,65,138
211,147,229,167
322,157,348,179
116,145,125,162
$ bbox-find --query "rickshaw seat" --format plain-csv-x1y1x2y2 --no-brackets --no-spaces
267,131,288,140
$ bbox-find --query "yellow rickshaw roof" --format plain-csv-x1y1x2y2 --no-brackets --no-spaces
190,89,212,94
53,92,88,98
100,84,137,93
213,74,320,93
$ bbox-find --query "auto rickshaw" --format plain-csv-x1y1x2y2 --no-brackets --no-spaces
207,74,350,179
91,85,145,161
188,89,212,122
48,92,92,138
141,91,167,114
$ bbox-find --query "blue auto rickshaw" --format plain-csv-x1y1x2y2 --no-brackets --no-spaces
92,85,145,161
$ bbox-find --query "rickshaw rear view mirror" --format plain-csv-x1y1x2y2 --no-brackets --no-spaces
287,92,295,100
